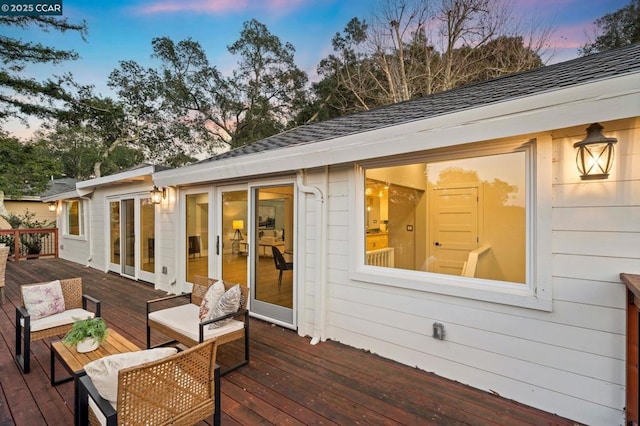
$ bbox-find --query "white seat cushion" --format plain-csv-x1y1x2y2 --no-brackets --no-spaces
148,304,244,342
21,308,94,332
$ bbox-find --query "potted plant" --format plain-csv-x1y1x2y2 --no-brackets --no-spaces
63,317,108,353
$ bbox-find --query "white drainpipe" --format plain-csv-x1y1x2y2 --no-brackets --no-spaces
296,169,326,345
81,196,92,266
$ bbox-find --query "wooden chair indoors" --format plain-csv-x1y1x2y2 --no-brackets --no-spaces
272,246,293,290
0,245,8,304
146,275,249,375
188,235,201,258
15,277,101,373
76,339,220,426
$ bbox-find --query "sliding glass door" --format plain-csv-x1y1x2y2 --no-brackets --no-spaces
250,184,295,326
108,194,155,282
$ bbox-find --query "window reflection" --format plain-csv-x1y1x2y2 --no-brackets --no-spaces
364,150,526,284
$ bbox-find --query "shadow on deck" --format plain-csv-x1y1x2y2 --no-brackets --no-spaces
0,258,578,425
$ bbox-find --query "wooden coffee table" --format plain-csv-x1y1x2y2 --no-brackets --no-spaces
51,328,140,426
50,328,140,386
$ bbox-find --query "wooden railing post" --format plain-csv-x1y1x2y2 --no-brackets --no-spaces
0,228,58,260
13,229,20,261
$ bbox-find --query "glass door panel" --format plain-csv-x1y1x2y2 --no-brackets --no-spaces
109,201,120,267
221,189,248,286
122,199,135,277
186,193,209,283
140,198,155,275
251,184,294,325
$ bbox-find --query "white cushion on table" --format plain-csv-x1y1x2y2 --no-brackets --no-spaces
20,308,94,332
148,303,244,342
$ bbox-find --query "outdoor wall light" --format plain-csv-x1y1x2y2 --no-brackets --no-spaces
48,202,56,212
574,123,617,180
150,186,166,204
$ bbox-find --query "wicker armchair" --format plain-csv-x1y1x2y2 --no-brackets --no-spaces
146,275,249,375
0,245,8,304
76,339,220,426
15,277,101,373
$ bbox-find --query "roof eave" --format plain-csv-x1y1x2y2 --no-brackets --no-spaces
153,72,640,188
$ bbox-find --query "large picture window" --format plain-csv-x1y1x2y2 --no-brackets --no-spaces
65,200,83,236
363,146,527,285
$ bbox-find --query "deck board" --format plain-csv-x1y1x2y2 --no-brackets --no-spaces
0,258,578,425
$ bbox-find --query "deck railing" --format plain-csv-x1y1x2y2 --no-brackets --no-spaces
0,228,58,260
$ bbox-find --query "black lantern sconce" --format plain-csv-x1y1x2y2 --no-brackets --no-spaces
574,123,617,180
151,186,166,204
48,202,57,212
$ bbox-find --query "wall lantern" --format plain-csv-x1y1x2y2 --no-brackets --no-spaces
48,202,56,212
574,123,617,180
150,186,166,204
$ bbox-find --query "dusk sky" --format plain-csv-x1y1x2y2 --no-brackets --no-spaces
5,0,630,138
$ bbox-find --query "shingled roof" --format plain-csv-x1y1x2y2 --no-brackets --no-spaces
200,43,640,163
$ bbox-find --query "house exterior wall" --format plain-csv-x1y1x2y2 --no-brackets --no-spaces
0,200,56,228
57,181,159,277
312,118,638,425
155,186,180,293
57,198,91,265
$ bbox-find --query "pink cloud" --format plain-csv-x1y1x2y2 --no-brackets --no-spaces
138,0,247,14
549,22,597,49
137,0,305,15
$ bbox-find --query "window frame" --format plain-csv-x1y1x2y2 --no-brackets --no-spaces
349,136,552,311
64,199,85,239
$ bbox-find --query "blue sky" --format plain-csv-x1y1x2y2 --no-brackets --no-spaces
5,0,630,138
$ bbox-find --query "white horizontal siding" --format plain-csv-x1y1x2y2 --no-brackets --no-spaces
317,120,638,425
155,187,179,293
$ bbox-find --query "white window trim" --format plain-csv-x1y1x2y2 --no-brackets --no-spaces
63,199,86,240
348,135,552,311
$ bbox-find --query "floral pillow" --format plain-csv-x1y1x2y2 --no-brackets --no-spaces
22,280,66,321
208,284,241,329
198,280,225,321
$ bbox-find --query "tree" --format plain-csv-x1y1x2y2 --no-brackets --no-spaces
111,19,309,152
228,19,309,146
580,0,640,55
0,16,86,123
38,124,145,180
312,0,550,118
0,132,60,198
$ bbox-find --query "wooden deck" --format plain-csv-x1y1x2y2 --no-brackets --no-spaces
0,258,578,425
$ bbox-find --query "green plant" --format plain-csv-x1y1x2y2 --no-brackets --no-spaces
62,317,108,346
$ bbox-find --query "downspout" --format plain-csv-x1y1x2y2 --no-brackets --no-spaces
296,169,326,345
81,196,92,266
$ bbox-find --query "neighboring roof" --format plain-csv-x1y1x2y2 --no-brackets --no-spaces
201,43,640,163
42,164,171,202
41,178,79,197
76,163,170,191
